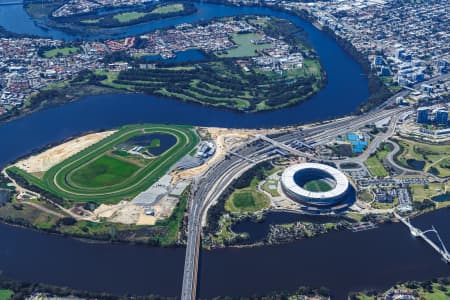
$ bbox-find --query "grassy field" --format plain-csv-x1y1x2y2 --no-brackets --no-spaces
112,4,183,23
364,143,392,177
217,33,272,58
410,182,448,202
225,175,270,214
303,179,333,192
371,197,398,209
151,3,184,14
226,189,270,213
70,155,140,188
0,290,13,300
150,139,160,148
262,180,280,197
7,124,199,204
0,200,60,231
365,155,388,177
395,138,450,177
43,47,79,58
358,190,374,202
113,11,146,23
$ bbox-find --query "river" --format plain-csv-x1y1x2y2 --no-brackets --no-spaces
0,1,368,167
0,1,449,299
0,209,449,298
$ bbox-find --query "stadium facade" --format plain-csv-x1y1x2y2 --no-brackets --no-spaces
280,163,350,208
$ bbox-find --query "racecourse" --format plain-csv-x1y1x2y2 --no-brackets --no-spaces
8,124,199,203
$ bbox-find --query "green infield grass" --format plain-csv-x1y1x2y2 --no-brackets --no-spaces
150,139,161,148
7,124,199,204
70,155,140,188
303,179,333,192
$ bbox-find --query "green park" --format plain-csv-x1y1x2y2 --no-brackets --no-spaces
43,47,80,58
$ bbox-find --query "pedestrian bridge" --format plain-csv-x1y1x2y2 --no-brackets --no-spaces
394,212,450,263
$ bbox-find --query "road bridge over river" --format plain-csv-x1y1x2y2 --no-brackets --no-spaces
180,105,408,299
180,74,450,299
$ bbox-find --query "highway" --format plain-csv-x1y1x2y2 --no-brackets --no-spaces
180,74,450,299
180,106,407,299
181,140,275,300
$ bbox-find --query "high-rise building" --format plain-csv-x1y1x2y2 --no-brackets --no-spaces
416,107,429,124
435,109,449,125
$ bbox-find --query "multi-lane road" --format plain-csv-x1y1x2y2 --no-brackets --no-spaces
180,106,408,300
180,74,449,300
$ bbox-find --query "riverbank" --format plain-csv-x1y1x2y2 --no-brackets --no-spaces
0,204,448,298
351,276,450,299
0,188,189,247
0,79,123,125
25,1,198,35
0,13,327,124
253,2,392,113
0,276,332,299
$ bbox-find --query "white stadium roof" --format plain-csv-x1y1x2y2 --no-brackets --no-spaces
281,163,349,200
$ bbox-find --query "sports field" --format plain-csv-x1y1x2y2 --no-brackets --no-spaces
226,189,270,213
70,155,140,188
8,124,199,203
303,179,333,192
365,156,388,177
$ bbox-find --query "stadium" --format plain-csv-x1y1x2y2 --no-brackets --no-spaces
280,163,352,211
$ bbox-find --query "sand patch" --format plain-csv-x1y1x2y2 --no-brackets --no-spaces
173,127,267,181
15,130,116,174
93,201,161,226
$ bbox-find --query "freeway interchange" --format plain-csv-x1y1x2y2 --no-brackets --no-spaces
181,102,413,299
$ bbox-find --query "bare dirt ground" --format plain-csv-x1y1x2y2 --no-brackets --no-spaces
93,201,157,225
172,127,269,181
92,195,181,226
15,130,116,174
